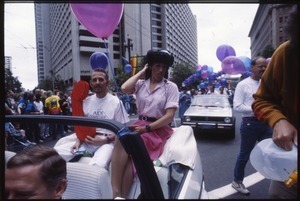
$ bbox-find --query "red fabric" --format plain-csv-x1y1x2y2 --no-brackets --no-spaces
71,81,96,141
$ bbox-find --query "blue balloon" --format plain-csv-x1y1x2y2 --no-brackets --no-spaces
199,82,205,89
214,81,220,88
124,64,132,73
207,66,214,73
89,52,108,70
238,56,251,72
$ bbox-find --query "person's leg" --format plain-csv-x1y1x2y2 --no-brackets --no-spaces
39,123,46,139
89,143,114,169
111,138,131,198
54,141,77,161
121,159,133,198
234,120,258,182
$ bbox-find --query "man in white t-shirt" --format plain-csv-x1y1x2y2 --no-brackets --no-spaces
54,69,129,169
231,56,272,195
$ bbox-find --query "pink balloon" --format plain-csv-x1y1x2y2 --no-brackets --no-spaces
71,3,124,39
221,56,247,75
196,64,202,70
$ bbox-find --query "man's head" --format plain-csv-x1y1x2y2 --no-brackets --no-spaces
90,69,109,98
250,56,267,80
5,145,67,199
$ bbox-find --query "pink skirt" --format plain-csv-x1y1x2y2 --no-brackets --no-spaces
130,119,173,173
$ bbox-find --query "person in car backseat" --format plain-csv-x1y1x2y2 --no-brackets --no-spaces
110,49,179,198
54,69,129,169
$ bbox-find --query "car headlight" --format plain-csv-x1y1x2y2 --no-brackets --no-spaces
184,116,191,121
224,117,232,123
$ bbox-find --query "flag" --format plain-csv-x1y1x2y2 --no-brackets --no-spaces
130,54,137,76
122,57,129,66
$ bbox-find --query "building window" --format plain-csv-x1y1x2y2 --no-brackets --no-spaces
113,53,120,59
279,17,283,23
279,36,283,43
279,26,283,32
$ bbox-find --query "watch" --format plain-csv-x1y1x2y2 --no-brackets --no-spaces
145,125,152,132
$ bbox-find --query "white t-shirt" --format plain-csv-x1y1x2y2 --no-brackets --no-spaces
34,100,44,113
83,93,130,134
233,77,260,117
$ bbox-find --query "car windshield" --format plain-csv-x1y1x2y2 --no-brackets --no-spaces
191,95,230,108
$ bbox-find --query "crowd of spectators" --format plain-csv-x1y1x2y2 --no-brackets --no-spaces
5,88,72,150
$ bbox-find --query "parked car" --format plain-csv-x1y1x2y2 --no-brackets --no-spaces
5,114,209,199
181,94,235,138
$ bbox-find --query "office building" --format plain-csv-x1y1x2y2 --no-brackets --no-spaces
35,3,197,91
5,56,12,71
248,4,296,58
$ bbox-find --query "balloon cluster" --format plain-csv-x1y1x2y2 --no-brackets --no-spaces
183,65,226,89
183,44,254,88
217,44,248,75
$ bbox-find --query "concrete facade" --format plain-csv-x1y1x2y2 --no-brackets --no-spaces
35,3,197,90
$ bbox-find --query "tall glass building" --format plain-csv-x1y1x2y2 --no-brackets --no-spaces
35,3,197,90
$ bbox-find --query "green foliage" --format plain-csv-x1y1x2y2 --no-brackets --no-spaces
37,75,68,92
5,68,24,93
171,62,196,89
261,44,275,58
112,65,143,92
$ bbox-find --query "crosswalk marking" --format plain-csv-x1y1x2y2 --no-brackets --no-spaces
207,172,265,199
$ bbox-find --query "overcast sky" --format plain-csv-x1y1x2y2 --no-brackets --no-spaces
4,3,258,91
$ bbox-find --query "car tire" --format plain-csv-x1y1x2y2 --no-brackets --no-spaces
227,130,235,139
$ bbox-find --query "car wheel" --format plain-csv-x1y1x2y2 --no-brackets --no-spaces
227,130,235,139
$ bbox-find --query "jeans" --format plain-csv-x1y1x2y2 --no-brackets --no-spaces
233,118,272,182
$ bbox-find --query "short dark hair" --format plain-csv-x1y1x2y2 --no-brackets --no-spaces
7,145,67,190
91,68,109,81
251,56,265,66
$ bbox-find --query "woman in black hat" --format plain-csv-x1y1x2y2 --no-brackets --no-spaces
111,49,179,198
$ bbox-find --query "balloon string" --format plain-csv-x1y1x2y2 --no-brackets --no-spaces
103,38,128,127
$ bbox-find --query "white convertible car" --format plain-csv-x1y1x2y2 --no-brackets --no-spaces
5,115,209,199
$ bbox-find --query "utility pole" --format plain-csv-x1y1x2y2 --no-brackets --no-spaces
124,38,133,61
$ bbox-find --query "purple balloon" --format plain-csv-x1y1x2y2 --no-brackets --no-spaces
266,57,271,65
216,44,236,62
89,52,108,70
202,65,208,71
71,4,124,39
221,56,247,75
201,70,209,79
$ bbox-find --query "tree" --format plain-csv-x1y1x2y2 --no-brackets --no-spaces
261,44,275,58
171,62,195,89
5,68,24,93
37,76,54,91
37,75,68,92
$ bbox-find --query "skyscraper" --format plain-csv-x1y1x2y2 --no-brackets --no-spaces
35,3,197,91
248,4,296,58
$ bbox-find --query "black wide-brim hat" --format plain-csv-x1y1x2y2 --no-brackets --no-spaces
145,49,174,67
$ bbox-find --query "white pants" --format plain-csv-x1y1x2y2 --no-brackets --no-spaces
54,133,114,169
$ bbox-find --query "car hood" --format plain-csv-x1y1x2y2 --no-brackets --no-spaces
184,106,233,117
